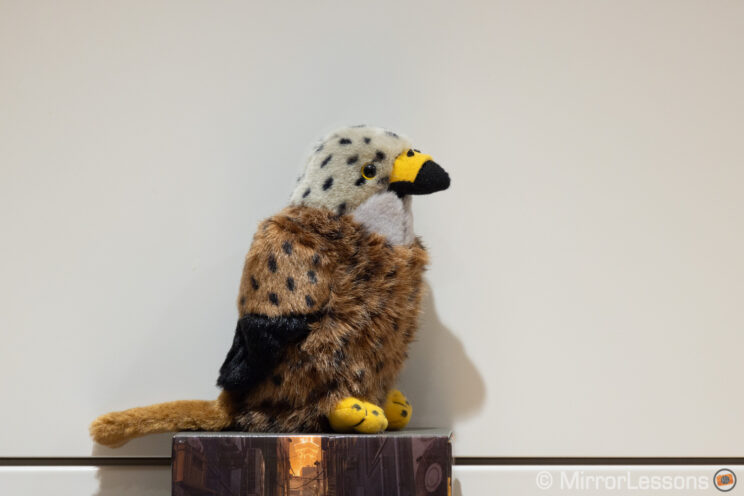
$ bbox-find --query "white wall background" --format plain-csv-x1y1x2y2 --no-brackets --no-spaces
1,0,743,490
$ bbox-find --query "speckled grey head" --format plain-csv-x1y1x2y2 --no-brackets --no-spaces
290,126,413,215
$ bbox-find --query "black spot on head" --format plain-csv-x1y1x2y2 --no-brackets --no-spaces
363,137,371,144
377,176,390,187
414,149,421,153
386,131,399,138
323,177,333,190
282,241,293,255
268,293,279,305
239,296,245,306
321,154,332,167
307,270,317,284
351,124,366,128
312,253,321,266
272,374,283,386
346,155,358,165
286,277,295,291
305,294,316,307
268,255,277,272
355,176,366,186
401,409,408,417
375,150,385,161
375,360,385,372
302,188,311,198
339,138,352,145
250,276,260,290
316,144,324,153
407,149,415,157
337,202,347,215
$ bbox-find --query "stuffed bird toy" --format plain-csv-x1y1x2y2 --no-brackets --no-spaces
90,126,450,446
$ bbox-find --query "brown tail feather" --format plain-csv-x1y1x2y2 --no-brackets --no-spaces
89,392,234,447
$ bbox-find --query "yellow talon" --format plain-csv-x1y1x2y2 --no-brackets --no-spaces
383,389,412,430
328,397,388,434
355,401,388,433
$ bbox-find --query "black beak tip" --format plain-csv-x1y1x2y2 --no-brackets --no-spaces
418,160,450,193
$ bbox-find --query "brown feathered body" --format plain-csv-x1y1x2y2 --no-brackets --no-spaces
224,205,428,432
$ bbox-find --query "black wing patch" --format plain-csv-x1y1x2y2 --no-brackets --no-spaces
217,313,317,392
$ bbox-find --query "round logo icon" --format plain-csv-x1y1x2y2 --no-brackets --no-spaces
714,469,736,492
536,471,553,490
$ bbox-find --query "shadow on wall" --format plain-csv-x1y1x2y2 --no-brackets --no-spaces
91,433,173,458
92,434,173,495
452,477,464,496
94,466,171,495
398,281,486,431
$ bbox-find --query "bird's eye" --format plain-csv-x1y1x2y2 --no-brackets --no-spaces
362,163,377,180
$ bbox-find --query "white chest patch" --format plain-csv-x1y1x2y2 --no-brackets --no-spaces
352,192,414,246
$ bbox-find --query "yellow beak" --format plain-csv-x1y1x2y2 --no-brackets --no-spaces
389,149,450,196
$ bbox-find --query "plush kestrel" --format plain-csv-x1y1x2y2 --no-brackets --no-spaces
90,125,450,446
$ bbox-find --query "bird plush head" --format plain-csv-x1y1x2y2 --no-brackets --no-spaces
290,125,450,216
89,125,450,447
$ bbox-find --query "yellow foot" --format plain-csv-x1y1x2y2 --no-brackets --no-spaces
383,389,412,430
328,397,388,434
